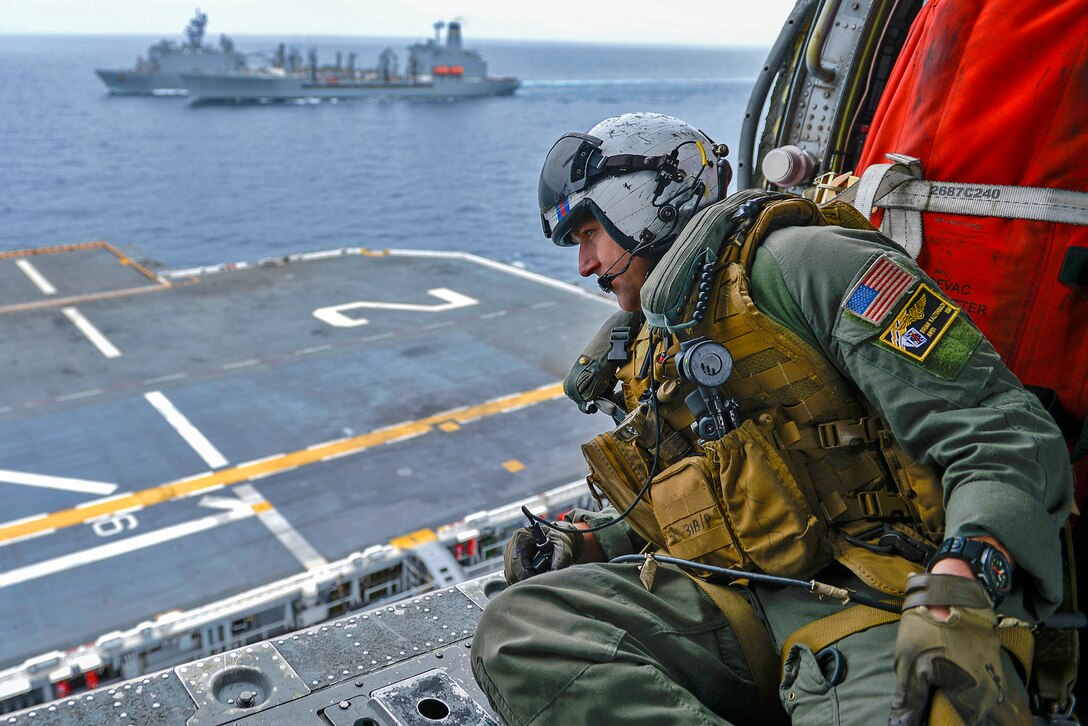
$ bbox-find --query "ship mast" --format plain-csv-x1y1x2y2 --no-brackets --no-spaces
184,9,208,49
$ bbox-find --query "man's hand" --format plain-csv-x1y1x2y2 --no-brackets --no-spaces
503,521,584,584
889,573,1024,726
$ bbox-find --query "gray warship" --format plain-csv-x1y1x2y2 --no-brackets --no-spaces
180,21,519,103
95,10,246,96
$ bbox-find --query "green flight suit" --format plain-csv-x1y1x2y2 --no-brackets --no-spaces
471,224,1074,725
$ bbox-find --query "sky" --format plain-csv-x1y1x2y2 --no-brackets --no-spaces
1,0,798,46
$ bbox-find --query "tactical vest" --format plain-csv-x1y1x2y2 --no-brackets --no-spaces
573,191,946,596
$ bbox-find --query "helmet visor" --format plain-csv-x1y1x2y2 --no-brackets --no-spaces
538,133,603,241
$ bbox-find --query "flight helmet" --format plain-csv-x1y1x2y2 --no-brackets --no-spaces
538,112,731,259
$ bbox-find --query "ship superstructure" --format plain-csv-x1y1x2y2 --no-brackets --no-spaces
95,10,247,95
181,21,519,103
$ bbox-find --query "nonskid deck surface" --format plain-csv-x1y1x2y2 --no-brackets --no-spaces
0,244,614,668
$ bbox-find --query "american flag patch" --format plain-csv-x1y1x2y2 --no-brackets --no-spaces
843,255,917,325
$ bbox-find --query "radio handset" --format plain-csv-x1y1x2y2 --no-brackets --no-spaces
675,337,739,441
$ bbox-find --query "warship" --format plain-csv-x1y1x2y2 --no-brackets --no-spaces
180,21,519,103
5,0,1084,722
95,10,247,96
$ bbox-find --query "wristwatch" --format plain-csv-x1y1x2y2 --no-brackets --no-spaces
927,537,1013,605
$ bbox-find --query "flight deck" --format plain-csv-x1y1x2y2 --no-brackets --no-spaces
0,243,615,671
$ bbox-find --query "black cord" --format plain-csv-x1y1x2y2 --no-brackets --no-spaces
525,333,664,536
610,553,903,614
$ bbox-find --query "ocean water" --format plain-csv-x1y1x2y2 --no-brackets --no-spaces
0,34,766,283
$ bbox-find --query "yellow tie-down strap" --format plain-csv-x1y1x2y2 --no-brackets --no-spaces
780,604,1033,679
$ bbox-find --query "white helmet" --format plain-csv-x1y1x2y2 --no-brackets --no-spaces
538,112,731,259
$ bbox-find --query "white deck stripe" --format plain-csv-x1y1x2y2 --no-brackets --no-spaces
144,391,229,469
143,373,187,385
223,359,259,370
55,388,103,402
15,259,57,295
0,469,117,496
75,492,131,508
61,307,121,358
234,484,328,569
385,249,616,306
0,508,253,588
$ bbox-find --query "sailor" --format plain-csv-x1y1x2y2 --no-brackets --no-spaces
470,113,1074,725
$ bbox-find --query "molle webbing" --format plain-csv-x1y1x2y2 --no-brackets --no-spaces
580,192,946,594
709,255,913,534
706,197,942,543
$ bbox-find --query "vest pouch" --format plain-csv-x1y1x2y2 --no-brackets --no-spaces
581,429,666,549
649,454,751,570
706,419,832,578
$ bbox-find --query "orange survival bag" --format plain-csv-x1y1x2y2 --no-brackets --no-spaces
850,0,1088,505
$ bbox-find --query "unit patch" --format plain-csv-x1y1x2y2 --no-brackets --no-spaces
842,254,917,326
879,283,957,361
874,282,982,378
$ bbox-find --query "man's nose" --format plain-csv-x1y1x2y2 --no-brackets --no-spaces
578,244,597,278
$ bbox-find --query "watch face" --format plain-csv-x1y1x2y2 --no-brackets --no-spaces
986,551,1012,594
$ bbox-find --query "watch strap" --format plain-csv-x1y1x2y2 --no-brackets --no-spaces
928,536,1011,604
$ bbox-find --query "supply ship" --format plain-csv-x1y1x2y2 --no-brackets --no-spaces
181,21,519,103
95,10,247,95
7,0,1084,722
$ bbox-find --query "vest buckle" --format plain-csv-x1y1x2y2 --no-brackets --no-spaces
607,327,631,361
817,417,880,448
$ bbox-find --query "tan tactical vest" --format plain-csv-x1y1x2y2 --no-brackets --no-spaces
578,194,947,596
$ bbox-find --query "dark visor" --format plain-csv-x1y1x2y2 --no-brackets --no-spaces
538,133,604,216
538,132,664,240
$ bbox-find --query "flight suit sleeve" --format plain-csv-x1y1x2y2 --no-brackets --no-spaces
756,225,1074,621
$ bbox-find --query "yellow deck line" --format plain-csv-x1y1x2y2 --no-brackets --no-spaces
389,528,438,549
0,382,564,544
98,241,161,282
0,281,185,316
0,241,157,281
0,241,106,259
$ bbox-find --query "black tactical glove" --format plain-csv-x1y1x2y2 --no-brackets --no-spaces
889,573,1026,726
503,521,584,584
